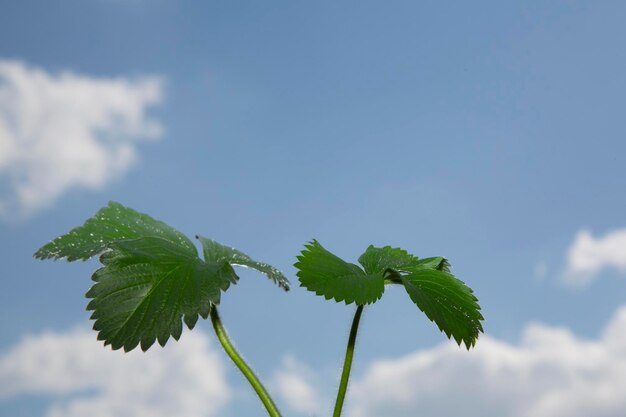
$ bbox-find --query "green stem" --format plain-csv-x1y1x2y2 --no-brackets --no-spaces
333,304,364,417
210,307,282,417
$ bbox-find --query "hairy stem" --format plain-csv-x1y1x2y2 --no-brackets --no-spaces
210,307,282,417
333,304,364,417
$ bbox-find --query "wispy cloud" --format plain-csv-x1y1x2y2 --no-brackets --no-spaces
564,228,626,287
0,328,231,417
272,355,325,416
0,59,163,220
7,307,626,417
272,306,626,417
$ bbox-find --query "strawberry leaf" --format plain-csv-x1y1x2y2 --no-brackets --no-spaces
34,201,194,262
357,245,418,275
295,240,384,305
197,236,290,291
401,268,483,349
404,256,451,273
297,242,483,348
34,202,287,351
87,237,236,351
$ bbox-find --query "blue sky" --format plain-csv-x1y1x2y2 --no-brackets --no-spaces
2,1,626,416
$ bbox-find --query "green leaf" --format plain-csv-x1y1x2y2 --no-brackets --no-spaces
400,268,483,349
34,201,194,261
357,245,418,275
297,241,483,348
34,202,289,352
197,236,290,291
404,256,451,273
295,240,384,305
87,237,237,352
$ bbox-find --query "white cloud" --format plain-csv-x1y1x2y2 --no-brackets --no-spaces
270,306,626,417
272,355,324,416
0,327,231,417
0,59,163,219
564,228,626,287
347,306,626,417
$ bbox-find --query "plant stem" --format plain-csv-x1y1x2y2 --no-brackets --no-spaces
210,307,282,417
333,304,364,417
